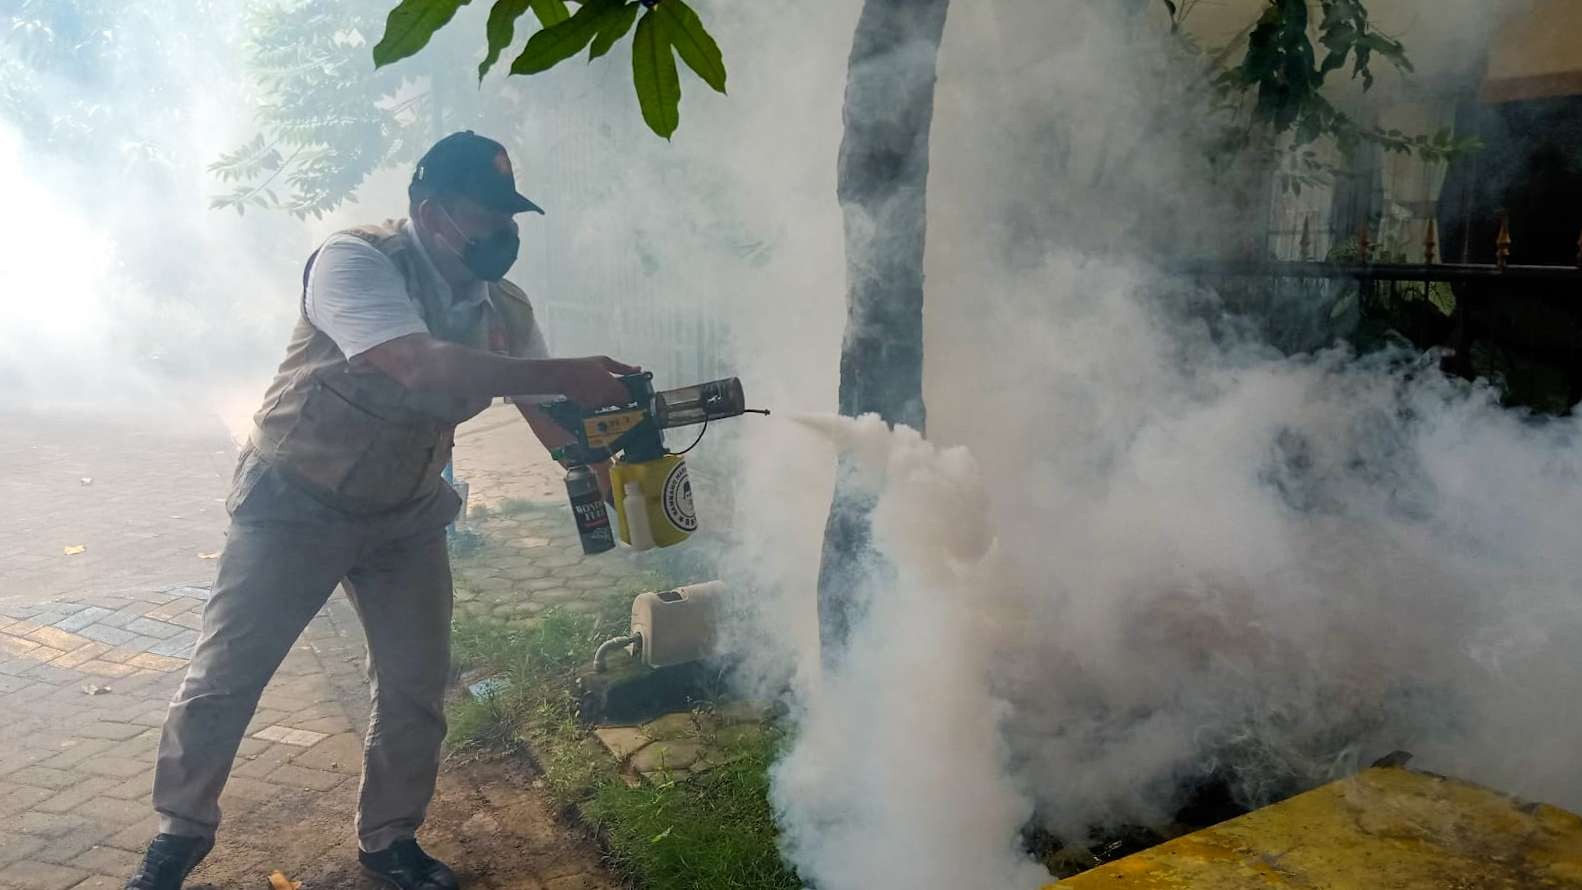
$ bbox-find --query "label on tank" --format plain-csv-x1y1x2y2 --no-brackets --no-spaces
661,462,697,532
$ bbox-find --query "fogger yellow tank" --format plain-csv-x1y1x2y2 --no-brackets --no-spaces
611,453,692,548
543,375,764,552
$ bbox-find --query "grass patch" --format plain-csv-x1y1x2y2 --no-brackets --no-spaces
529,700,620,804
447,689,525,752
445,574,799,889
445,559,668,754
585,730,799,890
446,603,628,754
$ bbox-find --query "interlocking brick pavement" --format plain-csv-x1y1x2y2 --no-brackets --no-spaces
0,404,620,889
0,407,368,888
0,407,231,607
447,405,715,633
449,404,568,510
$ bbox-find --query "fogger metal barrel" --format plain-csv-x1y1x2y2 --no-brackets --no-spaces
654,377,747,429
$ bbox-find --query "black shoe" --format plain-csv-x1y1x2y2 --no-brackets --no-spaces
124,833,214,890
359,839,460,890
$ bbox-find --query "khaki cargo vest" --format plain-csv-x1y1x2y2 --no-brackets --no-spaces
249,220,541,514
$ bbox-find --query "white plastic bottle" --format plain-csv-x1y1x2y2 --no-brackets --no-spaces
622,481,655,551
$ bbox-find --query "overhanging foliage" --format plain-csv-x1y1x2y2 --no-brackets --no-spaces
372,0,725,139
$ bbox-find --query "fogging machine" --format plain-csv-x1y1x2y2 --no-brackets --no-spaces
542,373,766,554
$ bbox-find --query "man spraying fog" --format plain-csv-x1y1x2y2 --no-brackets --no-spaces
125,132,636,890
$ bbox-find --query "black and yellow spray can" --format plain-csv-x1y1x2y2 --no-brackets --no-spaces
564,463,616,554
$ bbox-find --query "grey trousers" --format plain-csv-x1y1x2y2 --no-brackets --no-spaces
153,446,459,852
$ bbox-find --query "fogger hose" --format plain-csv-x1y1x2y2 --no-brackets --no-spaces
594,633,641,672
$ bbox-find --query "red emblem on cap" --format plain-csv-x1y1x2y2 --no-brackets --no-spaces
493,151,513,179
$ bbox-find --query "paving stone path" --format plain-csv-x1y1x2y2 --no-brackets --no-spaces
0,403,618,890
449,406,567,510
591,705,771,786
0,406,229,608
452,503,659,632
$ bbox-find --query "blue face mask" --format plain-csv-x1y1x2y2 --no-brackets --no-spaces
438,205,519,281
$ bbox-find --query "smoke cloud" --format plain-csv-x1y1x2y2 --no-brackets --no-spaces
7,1,1578,888
0,2,312,418
709,2,1582,888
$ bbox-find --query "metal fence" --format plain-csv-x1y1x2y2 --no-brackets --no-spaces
1180,245,1582,409
535,295,732,390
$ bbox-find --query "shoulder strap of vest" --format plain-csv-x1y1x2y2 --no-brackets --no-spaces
339,219,409,258
491,278,534,309
300,247,323,316
300,220,409,318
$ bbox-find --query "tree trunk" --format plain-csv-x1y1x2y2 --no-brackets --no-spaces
816,0,950,662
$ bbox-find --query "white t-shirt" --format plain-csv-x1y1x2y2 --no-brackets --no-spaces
304,220,549,361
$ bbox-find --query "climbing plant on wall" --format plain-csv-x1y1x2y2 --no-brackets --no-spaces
1162,0,1481,194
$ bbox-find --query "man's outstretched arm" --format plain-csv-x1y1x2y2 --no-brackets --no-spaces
358,332,636,408
517,402,574,451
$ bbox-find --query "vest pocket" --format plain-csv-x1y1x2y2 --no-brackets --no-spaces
225,444,269,516
283,379,449,510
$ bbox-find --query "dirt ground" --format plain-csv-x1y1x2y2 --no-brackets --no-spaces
185,759,615,890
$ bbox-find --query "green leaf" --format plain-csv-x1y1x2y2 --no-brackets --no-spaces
1321,23,1355,50
530,0,571,26
511,0,620,74
479,0,531,80
589,2,638,61
373,0,471,68
1330,292,1357,319
631,9,680,138
654,0,725,93
1295,112,1322,147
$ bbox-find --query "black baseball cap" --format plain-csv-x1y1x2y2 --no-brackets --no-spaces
409,131,544,215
